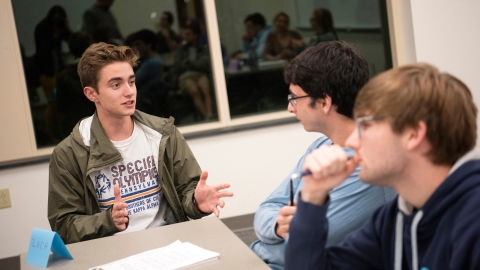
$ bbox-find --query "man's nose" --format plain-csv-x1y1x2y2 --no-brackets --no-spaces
287,102,295,113
125,83,135,96
345,128,360,150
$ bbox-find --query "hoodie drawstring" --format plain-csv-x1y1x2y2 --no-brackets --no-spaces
394,210,424,270
394,212,404,270
411,211,424,270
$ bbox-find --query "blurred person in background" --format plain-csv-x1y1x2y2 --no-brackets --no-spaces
131,29,170,117
263,12,304,61
156,11,179,67
308,8,338,47
82,0,123,44
170,25,213,120
233,13,271,61
33,5,72,142
56,31,95,139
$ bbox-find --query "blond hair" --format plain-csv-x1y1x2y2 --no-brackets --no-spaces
355,63,477,165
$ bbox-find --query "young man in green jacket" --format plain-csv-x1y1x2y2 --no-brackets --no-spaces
48,42,233,244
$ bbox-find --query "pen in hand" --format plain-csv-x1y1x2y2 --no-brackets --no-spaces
289,170,309,206
289,178,294,206
289,150,356,181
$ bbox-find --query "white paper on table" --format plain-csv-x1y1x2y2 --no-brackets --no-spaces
88,240,219,270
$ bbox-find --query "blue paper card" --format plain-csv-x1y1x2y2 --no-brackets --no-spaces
26,228,73,268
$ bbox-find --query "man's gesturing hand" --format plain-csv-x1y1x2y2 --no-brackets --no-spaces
112,184,128,231
275,202,297,239
194,171,234,217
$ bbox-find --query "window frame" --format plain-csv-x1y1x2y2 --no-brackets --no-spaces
0,0,410,165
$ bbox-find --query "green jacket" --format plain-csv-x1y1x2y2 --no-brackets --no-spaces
48,110,208,244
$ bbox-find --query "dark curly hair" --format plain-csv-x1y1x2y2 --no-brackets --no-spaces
284,41,369,118
244,13,266,28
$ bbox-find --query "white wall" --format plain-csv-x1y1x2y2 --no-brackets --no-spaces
408,0,480,139
2,0,480,260
0,163,51,258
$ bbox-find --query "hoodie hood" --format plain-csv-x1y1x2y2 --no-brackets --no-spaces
394,148,480,270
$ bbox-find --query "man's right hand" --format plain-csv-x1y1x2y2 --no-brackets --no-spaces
301,145,359,205
112,185,128,231
275,203,297,239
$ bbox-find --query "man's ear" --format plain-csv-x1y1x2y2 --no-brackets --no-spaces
319,95,333,114
84,87,97,103
405,121,428,151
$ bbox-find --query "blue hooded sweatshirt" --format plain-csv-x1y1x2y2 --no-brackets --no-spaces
285,150,480,270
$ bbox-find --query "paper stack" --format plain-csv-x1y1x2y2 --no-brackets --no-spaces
89,240,219,270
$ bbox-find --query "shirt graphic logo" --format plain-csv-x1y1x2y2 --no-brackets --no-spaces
94,173,111,198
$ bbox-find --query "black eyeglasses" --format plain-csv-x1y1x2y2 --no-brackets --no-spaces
288,94,309,107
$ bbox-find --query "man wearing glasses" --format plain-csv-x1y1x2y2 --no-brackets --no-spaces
250,41,396,270
285,63,480,269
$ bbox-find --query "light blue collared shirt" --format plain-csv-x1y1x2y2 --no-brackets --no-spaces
251,136,396,270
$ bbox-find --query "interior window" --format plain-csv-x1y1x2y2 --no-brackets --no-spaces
215,0,392,118
12,0,216,148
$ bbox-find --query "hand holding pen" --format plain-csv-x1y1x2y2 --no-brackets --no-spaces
279,146,356,239
275,201,296,239
291,145,358,206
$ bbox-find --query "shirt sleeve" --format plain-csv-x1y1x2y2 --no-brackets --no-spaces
169,126,208,220
48,147,119,244
253,136,332,244
253,166,300,244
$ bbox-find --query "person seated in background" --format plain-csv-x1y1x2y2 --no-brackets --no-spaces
131,29,163,89
170,25,213,120
82,0,123,44
55,31,95,139
34,5,71,88
188,18,208,47
308,8,338,47
285,63,480,269
234,13,272,61
263,12,304,61
251,41,396,270
189,18,229,67
130,29,170,117
33,5,72,143
155,11,179,67
48,42,233,244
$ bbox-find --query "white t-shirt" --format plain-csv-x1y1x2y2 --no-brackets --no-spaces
89,121,167,234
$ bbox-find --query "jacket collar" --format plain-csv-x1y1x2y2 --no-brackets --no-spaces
85,113,123,176
75,110,175,176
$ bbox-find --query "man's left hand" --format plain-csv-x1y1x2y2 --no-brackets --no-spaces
194,171,233,217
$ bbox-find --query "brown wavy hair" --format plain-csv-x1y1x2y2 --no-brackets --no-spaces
77,42,139,92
